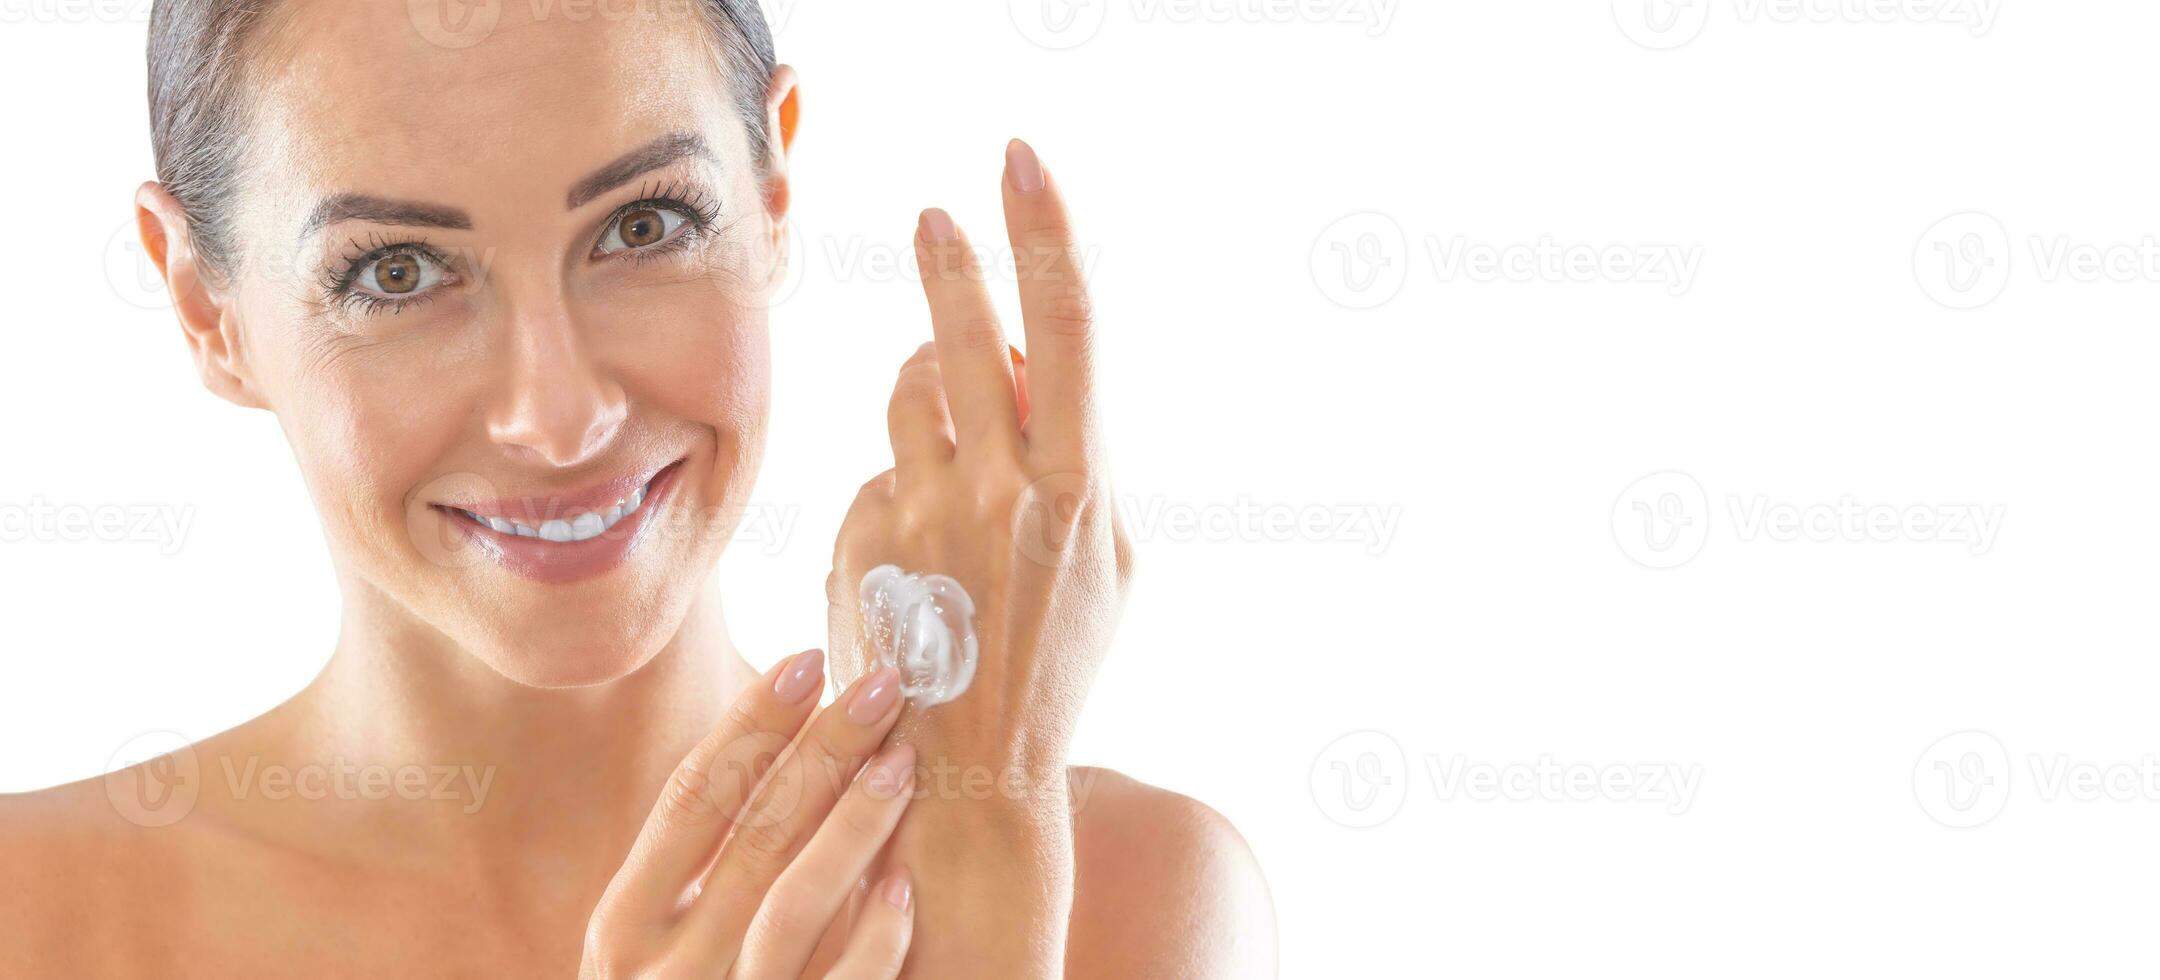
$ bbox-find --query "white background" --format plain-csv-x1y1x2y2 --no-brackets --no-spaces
5,0,2159,975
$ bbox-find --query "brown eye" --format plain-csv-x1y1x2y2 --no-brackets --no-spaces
375,253,421,295
618,208,664,248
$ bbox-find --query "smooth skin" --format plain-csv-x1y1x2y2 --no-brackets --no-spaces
0,2,1273,977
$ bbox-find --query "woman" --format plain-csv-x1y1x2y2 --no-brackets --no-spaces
0,0,1273,976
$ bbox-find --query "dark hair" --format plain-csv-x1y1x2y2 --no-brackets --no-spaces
147,0,777,284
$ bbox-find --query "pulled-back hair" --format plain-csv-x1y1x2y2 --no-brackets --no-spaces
147,0,777,283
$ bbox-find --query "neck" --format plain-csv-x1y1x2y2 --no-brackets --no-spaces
276,571,758,910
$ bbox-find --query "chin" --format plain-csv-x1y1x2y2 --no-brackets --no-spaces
467,602,683,688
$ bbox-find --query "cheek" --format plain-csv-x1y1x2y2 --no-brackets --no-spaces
594,281,772,438
265,320,489,551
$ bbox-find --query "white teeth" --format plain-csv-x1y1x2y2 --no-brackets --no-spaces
463,475,657,544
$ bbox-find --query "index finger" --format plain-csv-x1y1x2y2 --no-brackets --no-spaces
595,649,827,930
1001,138,1101,465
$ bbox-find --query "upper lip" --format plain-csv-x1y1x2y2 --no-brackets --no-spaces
437,460,677,522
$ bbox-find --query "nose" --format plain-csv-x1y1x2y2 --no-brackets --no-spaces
485,293,628,468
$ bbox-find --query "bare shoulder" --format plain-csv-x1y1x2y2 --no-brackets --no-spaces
1064,765,1278,979
0,771,178,976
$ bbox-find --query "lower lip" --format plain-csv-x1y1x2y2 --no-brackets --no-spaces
438,461,685,585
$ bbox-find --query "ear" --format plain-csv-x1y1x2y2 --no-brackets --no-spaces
135,181,266,410
761,64,800,240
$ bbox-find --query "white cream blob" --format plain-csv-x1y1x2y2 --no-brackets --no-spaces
857,564,978,707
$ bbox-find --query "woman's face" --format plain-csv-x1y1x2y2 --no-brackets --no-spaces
209,2,785,686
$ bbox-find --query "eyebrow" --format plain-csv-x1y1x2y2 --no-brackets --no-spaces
565,131,714,210
296,132,714,242
299,194,472,240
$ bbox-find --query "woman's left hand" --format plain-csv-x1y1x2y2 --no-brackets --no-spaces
826,138,1132,791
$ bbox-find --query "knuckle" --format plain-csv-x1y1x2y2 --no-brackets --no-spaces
854,470,898,503
659,760,726,825
747,895,812,951
1039,281,1096,337
833,793,890,839
951,316,1008,353
726,799,800,865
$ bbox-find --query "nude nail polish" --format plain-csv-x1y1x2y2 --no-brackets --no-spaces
847,667,901,724
1006,139,1046,194
883,870,914,912
772,649,824,704
920,207,957,244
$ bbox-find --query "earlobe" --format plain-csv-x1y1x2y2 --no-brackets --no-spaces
134,181,265,410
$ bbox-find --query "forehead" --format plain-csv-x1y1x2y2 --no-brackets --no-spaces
248,0,742,214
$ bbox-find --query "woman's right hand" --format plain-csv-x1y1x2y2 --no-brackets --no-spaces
579,650,918,979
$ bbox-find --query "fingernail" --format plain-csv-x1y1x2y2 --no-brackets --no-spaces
919,207,957,244
883,869,914,912
1006,139,1046,194
772,649,824,703
864,742,917,799
847,667,902,724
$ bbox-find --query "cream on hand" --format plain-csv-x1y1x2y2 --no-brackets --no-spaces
857,564,979,707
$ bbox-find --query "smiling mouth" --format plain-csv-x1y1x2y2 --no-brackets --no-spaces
432,458,684,544
450,480,653,543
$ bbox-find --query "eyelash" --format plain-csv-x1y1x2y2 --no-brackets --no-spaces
594,180,723,262
319,183,724,315
320,233,453,317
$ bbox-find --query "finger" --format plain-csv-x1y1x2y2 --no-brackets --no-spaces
599,649,826,930
1001,138,1101,464
675,667,906,964
1011,346,1031,431
886,341,954,469
914,207,1022,454
731,743,917,979
823,870,916,980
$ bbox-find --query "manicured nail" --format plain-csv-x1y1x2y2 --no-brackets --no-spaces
847,667,902,724
772,649,824,703
883,869,914,912
1006,139,1046,194
863,742,917,799
919,207,957,244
